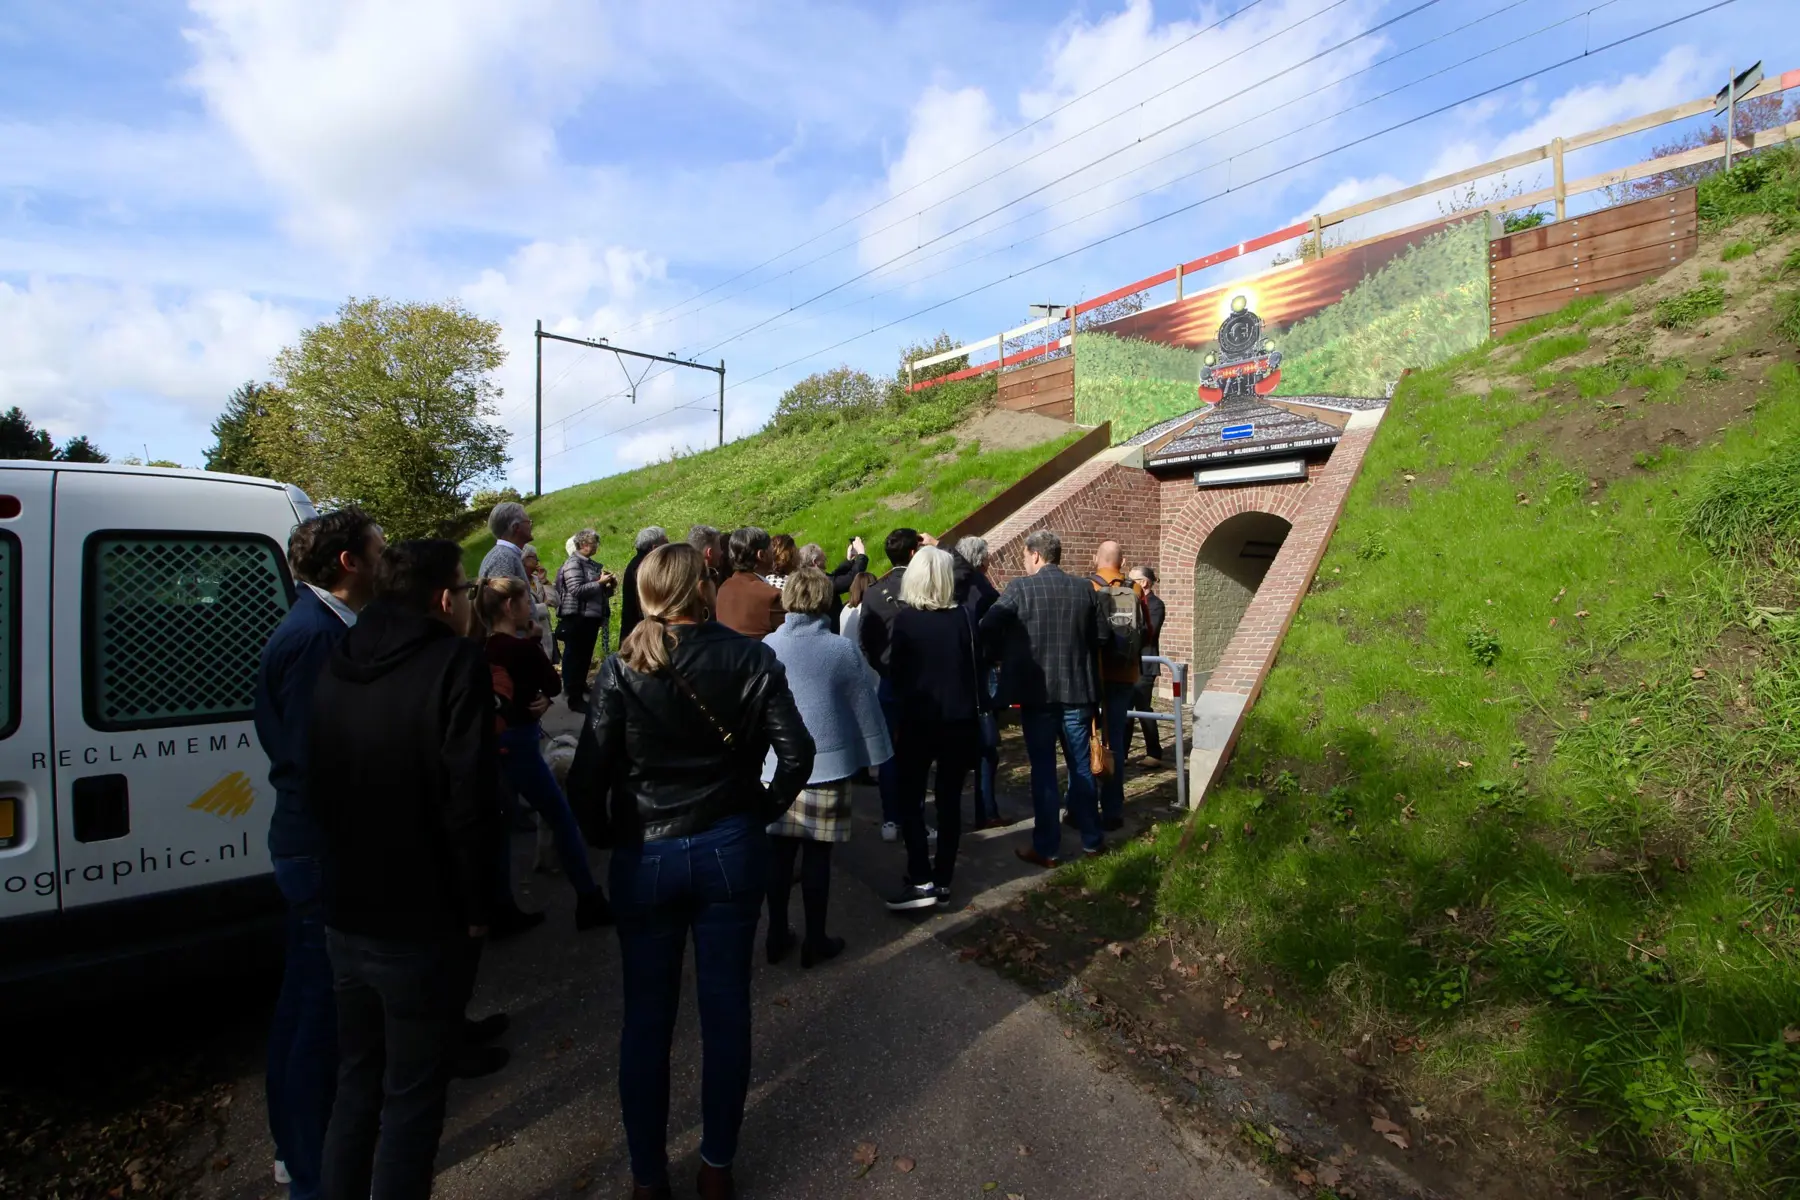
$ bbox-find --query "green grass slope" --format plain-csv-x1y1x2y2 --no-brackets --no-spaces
464,375,1080,614
1087,151,1800,1193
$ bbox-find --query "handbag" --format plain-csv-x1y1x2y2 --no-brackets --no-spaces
1089,650,1113,779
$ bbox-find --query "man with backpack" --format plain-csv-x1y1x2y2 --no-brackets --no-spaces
1089,541,1149,832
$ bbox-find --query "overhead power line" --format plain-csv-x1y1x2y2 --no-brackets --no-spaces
537,0,1727,477
549,0,1515,420
616,0,1410,355
709,0,1738,395
600,0,1274,342
679,0,1442,362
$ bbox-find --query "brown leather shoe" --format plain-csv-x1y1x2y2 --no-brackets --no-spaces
696,1162,734,1200
1014,846,1060,869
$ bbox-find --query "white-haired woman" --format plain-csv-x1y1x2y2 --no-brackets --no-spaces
883,545,982,912
555,529,615,713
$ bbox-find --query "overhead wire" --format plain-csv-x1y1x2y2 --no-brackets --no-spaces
539,0,1726,473
705,0,1737,395
543,0,1549,428
742,0,1554,346
635,0,1423,357
599,0,1275,341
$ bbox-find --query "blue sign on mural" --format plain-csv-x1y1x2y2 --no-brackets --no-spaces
1221,423,1254,441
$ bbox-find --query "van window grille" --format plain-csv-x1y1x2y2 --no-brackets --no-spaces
87,535,291,730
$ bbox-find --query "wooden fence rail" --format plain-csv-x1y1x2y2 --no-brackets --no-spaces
906,68,1799,392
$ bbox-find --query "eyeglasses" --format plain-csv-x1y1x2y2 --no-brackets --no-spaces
451,581,480,598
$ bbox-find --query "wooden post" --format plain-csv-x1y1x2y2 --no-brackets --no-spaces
1174,263,1184,300
1552,136,1566,222
1308,213,1324,258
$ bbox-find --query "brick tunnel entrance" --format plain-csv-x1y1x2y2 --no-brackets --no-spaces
1191,511,1292,689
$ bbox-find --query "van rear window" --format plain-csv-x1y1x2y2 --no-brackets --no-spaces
85,534,293,731
0,533,16,739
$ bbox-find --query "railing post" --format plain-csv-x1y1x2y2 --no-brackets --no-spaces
1174,262,1184,300
1308,213,1324,259
1552,136,1566,222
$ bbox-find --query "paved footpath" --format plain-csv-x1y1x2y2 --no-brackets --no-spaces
199,710,1265,1200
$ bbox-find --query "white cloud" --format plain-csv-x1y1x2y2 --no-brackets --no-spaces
181,0,607,251
858,0,1387,273
0,276,307,449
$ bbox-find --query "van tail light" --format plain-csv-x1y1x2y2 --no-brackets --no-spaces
0,796,17,848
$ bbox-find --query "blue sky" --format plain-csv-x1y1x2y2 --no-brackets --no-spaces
3,0,1796,491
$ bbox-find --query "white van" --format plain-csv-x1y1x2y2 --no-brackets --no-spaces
0,461,314,1010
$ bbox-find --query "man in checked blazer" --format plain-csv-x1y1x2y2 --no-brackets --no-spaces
979,528,1106,866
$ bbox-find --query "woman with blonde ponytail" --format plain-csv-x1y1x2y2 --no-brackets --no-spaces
568,541,814,1200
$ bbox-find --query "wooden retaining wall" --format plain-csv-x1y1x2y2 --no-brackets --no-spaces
996,355,1074,421
1489,188,1697,337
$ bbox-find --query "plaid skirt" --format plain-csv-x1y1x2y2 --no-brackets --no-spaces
767,779,853,843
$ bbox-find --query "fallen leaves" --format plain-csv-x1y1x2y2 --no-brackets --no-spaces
1692,667,1709,680
894,1156,916,1173
1105,942,1128,959
1267,1038,1286,1051
1371,1116,1411,1150
851,1142,879,1179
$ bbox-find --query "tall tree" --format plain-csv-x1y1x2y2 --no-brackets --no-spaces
55,436,108,463
0,407,56,460
254,297,510,538
205,381,279,476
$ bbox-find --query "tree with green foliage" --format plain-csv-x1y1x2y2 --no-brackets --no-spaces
772,365,884,432
0,407,56,460
55,435,108,463
204,381,280,476
253,297,510,538
0,406,108,462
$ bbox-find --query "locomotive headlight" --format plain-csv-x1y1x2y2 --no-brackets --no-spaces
1263,339,1274,352
1230,294,1248,313
1203,352,1217,366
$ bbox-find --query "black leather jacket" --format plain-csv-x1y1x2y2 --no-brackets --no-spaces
568,621,815,845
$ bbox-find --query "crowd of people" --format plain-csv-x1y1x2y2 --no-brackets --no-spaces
253,498,1164,1200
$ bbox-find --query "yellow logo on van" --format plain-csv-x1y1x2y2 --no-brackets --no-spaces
189,771,256,820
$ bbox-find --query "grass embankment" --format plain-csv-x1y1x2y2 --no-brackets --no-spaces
1078,150,1800,1193
463,375,1080,622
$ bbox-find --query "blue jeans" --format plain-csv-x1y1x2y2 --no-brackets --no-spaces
1100,682,1136,822
1019,705,1102,859
499,724,597,895
974,667,1001,824
612,815,768,1187
267,855,335,1200
876,679,900,826
323,930,478,1200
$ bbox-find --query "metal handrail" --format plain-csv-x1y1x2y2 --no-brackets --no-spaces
1127,656,1188,811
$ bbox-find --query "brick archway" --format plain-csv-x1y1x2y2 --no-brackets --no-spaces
1155,479,1310,697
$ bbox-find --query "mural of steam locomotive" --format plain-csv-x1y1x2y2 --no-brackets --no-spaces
1198,293,1281,405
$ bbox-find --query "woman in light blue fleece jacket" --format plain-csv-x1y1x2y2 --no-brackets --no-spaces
761,567,892,967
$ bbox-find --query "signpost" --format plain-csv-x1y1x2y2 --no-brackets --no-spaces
1221,423,1254,442
1714,62,1763,171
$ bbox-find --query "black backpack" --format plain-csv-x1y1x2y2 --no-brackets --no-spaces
1090,575,1145,671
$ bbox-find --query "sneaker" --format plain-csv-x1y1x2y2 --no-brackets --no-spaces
885,880,942,911
881,821,899,843
273,1161,291,1186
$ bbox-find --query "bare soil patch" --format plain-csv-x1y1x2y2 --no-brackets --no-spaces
955,406,1075,454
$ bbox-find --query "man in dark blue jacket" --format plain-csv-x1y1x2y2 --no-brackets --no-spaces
253,507,382,1200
